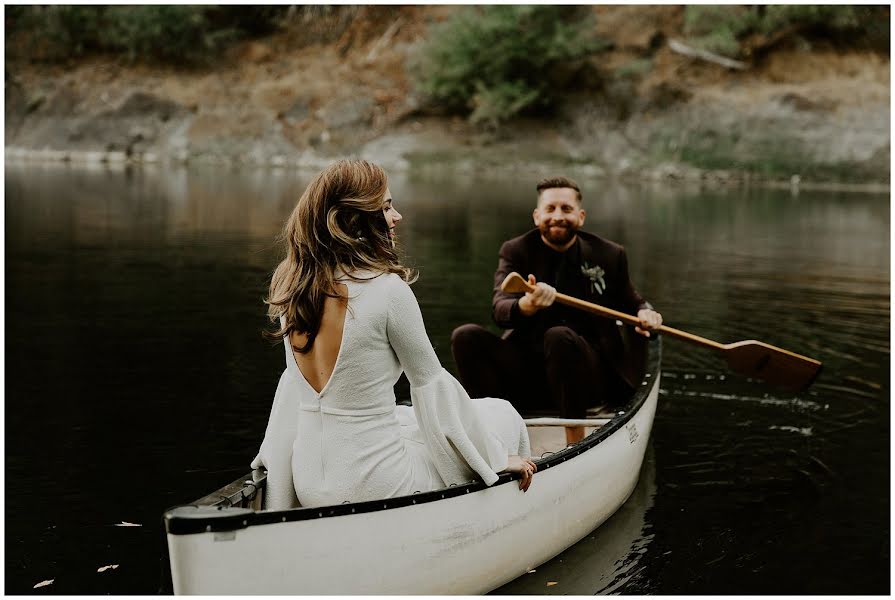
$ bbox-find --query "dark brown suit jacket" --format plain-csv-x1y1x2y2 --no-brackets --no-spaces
492,229,652,388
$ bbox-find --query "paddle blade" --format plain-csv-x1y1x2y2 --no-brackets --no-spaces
722,340,822,392
500,272,534,294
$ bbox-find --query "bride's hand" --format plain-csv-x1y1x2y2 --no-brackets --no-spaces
504,455,537,492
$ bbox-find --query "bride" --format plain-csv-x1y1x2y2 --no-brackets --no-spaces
252,160,535,510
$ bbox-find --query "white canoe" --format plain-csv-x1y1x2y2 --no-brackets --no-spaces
164,340,661,594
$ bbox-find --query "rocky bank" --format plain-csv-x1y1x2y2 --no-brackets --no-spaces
4,6,890,188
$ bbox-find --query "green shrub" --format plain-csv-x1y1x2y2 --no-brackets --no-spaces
413,6,599,127
684,5,888,58
8,6,107,59
104,6,235,64
756,5,863,34
6,5,288,65
684,6,757,57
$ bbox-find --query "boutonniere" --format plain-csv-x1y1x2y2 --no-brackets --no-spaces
581,261,607,295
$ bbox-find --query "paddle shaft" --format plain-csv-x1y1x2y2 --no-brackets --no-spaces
551,291,725,350
501,270,821,390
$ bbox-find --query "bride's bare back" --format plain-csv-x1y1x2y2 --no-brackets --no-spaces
290,283,348,393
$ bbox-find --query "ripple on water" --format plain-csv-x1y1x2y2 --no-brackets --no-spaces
658,384,824,412
768,425,813,436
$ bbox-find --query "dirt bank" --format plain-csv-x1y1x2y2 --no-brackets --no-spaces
5,6,889,187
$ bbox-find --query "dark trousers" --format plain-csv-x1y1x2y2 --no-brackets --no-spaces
450,324,632,419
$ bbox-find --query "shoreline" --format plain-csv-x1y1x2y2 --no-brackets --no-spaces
6,8,888,197
5,145,889,194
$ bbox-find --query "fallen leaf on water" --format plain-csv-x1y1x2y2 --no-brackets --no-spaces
546,581,558,587
97,565,119,573
115,522,141,527
33,580,54,589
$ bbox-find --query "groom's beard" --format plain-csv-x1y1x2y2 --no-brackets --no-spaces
540,221,578,246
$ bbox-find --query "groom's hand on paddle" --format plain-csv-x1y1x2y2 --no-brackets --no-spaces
635,309,663,338
518,274,556,316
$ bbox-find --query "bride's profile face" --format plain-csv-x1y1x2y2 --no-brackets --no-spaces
382,188,402,242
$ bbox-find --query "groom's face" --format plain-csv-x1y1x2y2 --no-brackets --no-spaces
533,187,586,247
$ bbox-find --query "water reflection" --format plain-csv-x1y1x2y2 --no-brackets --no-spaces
493,446,657,595
4,164,889,594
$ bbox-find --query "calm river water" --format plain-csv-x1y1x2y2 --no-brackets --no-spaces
5,164,889,594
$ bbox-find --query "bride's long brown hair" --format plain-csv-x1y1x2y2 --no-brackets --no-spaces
266,160,415,352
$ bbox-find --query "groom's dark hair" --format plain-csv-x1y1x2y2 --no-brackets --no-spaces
536,176,582,203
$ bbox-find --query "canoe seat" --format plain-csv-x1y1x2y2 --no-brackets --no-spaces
527,406,617,457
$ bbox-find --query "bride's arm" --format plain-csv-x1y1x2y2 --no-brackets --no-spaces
383,277,442,389
385,275,512,484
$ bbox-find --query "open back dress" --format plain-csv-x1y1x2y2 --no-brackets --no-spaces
252,272,531,510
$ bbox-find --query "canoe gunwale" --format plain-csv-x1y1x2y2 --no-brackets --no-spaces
165,337,662,536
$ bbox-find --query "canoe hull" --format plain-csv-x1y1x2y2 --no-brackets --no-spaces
167,372,659,594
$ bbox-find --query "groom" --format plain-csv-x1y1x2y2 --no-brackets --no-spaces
451,176,662,444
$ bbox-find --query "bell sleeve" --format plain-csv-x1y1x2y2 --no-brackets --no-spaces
386,276,509,486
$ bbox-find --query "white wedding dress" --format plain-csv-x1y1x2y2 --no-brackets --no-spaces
251,272,531,510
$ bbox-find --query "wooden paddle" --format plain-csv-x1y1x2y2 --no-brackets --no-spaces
501,272,822,392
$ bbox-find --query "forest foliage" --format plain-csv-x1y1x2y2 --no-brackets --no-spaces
6,6,288,64
413,5,888,126
412,5,601,128
6,5,889,126
683,5,889,58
